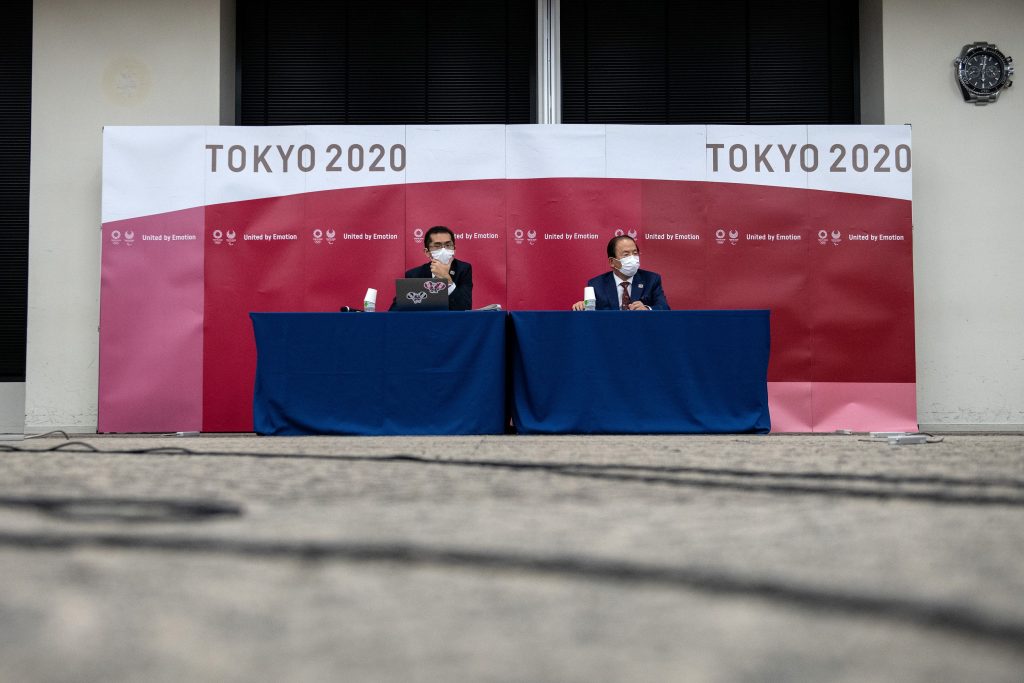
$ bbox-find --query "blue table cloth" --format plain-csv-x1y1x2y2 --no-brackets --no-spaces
508,310,771,434
251,311,507,435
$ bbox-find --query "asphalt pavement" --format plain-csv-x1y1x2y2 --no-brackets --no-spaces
1,433,1022,682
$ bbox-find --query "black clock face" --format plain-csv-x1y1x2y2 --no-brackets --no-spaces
959,51,1006,92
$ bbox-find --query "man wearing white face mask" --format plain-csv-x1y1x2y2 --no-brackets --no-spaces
571,235,669,311
389,225,473,310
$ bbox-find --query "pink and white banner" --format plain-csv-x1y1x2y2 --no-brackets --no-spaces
100,124,915,433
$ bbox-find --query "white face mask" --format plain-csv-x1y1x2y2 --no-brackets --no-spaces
616,254,640,278
430,247,454,265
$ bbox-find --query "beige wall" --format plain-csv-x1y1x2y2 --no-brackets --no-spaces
26,0,225,431
882,0,1024,429
21,0,1023,432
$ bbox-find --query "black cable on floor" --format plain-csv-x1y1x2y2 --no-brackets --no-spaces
3,442,1024,507
0,496,242,523
1,530,1022,651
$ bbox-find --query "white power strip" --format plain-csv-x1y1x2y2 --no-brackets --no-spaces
888,434,928,445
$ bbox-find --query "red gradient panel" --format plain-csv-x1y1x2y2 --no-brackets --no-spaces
638,180,709,309
702,184,813,384
202,186,405,431
99,208,205,432
506,178,644,310
164,178,910,433
405,179,508,309
806,193,914,383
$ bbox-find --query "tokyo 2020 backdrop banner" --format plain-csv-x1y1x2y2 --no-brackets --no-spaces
100,124,915,433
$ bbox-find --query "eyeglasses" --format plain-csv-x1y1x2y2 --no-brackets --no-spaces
428,241,455,250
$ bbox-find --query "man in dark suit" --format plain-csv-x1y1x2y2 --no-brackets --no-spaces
571,235,669,311
390,225,473,311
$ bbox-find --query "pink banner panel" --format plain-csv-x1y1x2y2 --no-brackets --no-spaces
767,382,917,432
767,382,814,432
98,208,204,432
810,382,918,433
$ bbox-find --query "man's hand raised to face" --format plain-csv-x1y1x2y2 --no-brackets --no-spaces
430,258,452,283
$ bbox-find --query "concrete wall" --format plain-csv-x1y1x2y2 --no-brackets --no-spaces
882,0,1024,429
26,0,225,432
0,383,25,434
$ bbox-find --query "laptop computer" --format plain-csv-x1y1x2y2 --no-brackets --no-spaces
394,277,450,311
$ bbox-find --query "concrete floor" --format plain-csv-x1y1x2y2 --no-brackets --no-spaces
1,433,1023,682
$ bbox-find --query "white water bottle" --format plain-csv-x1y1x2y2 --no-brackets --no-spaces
363,288,377,312
583,286,596,311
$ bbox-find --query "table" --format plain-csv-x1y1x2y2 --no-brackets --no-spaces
251,311,507,435
508,311,771,434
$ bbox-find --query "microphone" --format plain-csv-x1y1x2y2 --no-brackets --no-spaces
338,306,360,312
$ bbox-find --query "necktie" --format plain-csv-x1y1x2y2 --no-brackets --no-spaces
620,281,631,310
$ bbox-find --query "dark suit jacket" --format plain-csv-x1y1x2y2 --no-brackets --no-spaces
587,269,670,310
388,258,473,311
